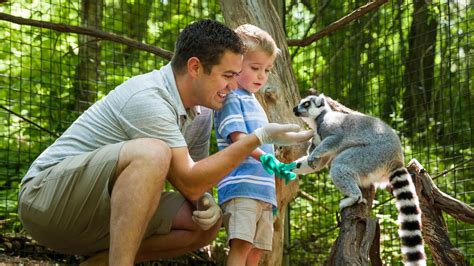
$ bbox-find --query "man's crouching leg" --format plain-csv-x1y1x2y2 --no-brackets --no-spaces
135,198,221,262
82,198,221,265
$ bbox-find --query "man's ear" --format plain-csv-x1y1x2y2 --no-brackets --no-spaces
187,57,201,78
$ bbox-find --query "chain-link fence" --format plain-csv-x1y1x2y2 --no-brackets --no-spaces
0,0,472,264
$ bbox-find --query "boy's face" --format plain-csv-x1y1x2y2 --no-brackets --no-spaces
237,50,275,94
194,51,243,110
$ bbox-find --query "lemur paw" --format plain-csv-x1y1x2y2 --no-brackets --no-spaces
339,196,367,211
307,156,319,168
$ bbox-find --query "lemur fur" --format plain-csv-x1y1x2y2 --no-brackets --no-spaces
293,94,426,266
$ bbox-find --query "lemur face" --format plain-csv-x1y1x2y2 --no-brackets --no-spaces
293,94,327,118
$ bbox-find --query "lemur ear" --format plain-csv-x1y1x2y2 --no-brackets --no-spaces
315,95,325,107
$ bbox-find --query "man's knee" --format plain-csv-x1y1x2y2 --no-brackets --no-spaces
117,138,171,173
128,138,171,163
112,138,171,191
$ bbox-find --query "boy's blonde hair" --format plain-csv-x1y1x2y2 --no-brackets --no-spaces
235,24,280,57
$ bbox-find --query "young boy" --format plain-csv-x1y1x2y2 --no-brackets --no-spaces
214,24,281,266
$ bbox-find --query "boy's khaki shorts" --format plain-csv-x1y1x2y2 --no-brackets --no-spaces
221,197,273,251
18,142,186,255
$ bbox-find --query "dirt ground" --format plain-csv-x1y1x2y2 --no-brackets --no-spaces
0,233,83,265
0,233,220,265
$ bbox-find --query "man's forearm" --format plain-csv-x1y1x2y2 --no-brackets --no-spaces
168,133,261,200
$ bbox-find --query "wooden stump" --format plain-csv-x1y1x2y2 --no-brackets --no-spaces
328,185,382,266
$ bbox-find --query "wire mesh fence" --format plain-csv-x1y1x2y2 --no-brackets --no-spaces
286,0,473,264
0,0,472,264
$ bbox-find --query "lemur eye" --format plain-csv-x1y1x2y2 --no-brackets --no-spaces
304,102,310,107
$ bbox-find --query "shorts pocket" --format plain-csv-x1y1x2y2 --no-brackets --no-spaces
20,168,55,213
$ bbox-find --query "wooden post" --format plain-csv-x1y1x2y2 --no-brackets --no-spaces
328,186,382,266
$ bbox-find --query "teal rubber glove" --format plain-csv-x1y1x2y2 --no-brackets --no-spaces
260,154,297,185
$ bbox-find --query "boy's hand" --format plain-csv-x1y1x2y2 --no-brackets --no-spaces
254,123,313,145
260,154,297,184
192,193,221,231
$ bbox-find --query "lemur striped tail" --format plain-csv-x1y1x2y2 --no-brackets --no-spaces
389,168,426,266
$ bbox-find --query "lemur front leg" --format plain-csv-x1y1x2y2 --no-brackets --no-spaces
293,135,340,175
306,135,341,168
293,155,315,175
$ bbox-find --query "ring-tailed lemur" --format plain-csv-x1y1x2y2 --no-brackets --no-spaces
293,94,425,266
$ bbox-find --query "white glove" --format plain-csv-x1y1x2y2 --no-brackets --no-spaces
253,123,313,145
192,193,222,231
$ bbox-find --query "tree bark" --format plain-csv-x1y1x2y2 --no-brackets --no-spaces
328,186,382,266
73,0,103,112
120,0,153,60
218,1,308,265
403,0,438,132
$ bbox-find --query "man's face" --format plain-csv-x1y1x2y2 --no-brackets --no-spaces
193,51,243,110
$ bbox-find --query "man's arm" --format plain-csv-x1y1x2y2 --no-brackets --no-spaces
229,131,265,162
168,123,313,200
167,133,261,201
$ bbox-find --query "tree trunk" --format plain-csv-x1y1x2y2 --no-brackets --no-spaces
120,0,153,60
403,0,438,133
218,1,309,265
328,186,381,266
73,0,103,112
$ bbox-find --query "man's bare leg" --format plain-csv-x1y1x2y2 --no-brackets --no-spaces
109,138,171,265
81,199,221,265
135,200,221,262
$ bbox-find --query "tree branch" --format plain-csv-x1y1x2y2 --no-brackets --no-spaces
407,158,469,265
287,0,388,47
0,12,173,60
408,159,474,224
0,105,60,138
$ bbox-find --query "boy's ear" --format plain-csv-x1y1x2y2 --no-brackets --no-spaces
187,57,201,78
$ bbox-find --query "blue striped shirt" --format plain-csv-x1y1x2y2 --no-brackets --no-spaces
214,88,276,207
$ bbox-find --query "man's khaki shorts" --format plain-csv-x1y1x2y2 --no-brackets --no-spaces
221,198,273,251
18,142,186,255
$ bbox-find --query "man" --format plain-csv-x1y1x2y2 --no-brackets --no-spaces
18,19,312,265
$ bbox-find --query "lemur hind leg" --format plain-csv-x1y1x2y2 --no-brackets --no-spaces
331,168,367,210
330,156,368,210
